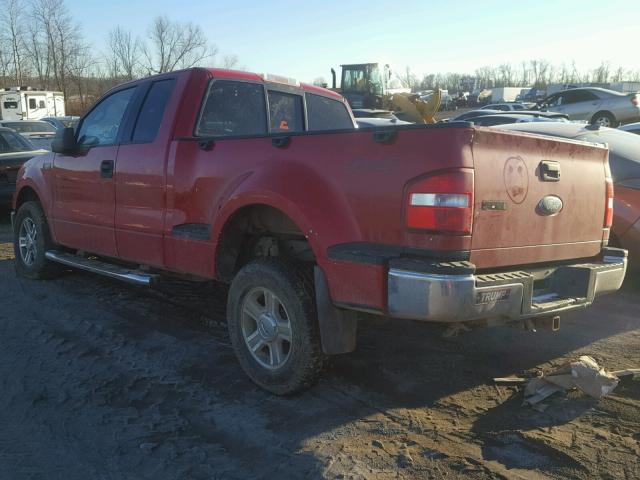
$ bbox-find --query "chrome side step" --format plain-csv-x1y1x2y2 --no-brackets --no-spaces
45,250,158,286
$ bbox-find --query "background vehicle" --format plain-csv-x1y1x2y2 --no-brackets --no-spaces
41,116,80,131
0,120,57,150
330,63,390,109
496,122,640,270
330,62,441,123
0,89,65,121
619,122,640,135
463,113,567,127
522,87,545,103
537,87,640,127
490,87,524,103
11,68,627,395
480,103,529,111
0,127,46,205
448,109,569,122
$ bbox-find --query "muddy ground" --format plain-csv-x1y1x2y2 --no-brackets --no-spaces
0,209,638,480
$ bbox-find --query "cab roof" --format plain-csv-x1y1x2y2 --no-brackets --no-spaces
206,68,344,101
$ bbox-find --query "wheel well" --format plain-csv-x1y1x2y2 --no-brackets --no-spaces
15,187,40,209
216,205,315,282
591,110,616,123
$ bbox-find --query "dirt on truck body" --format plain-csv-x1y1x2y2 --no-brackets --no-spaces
11,67,627,394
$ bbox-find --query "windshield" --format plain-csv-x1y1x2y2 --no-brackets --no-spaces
3,121,56,133
0,130,35,152
341,65,383,94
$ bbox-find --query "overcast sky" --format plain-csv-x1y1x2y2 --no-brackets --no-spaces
66,0,639,82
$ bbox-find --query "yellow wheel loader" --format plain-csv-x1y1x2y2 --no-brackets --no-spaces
330,63,441,123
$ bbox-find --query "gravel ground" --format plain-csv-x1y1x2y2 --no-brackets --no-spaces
0,209,638,480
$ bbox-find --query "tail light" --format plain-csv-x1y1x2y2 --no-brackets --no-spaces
631,95,638,107
604,177,614,228
405,169,474,234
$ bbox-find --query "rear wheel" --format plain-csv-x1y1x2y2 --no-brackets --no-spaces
13,201,61,279
227,258,324,395
591,111,617,128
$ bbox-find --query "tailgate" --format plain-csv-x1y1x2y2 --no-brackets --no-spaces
470,128,608,269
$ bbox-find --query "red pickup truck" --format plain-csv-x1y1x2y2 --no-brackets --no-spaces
11,68,627,394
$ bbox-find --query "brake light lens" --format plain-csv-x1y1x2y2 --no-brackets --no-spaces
604,177,614,228
631,95,638,107
405,169,474,234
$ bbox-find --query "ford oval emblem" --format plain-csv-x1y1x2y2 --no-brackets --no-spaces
537,195,563,216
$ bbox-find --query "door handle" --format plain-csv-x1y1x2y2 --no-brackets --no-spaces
100,160,114,178
272,136,290,148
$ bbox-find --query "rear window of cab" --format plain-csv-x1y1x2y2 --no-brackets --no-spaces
195,79,353,137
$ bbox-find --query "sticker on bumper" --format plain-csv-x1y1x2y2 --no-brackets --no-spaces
476,289,511,305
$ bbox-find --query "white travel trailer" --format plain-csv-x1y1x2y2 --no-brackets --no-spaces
0,88,65,121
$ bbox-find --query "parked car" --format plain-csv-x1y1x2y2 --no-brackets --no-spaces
0,120,57,150
448,109,569,122
11,68,627,394
496,121,640,270
0,127,47,205
537,87,640,127
480,103,529,111
619,122,640,135
41,116,80,130
463,113,568,127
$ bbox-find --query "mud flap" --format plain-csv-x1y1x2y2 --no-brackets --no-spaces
314,266,358,355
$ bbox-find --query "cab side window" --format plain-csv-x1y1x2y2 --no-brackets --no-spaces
268,91,303,133
306,93,354,131
77,87,136,147
131,79,176,143
196,80,267,137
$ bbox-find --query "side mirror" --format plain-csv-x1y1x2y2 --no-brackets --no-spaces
51,127,77,154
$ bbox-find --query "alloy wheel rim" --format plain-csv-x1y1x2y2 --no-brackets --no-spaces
241,287,293,370
596,117,611,127
18,217,38,267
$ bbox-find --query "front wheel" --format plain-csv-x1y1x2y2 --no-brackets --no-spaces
227,259,324,395
591,112,617,128
13,201,61,279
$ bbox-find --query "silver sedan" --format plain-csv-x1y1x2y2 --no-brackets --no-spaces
538,87,640,127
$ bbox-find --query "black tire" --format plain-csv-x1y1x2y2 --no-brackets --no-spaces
591,111,617,128
13,201,61,279
227,258,324,395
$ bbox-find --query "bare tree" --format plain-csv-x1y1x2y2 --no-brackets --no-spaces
31,0,86,97
592,61,611,84
106,26,141,80
1,0,26,84
311,76,327,87
142,15,217,74
220,54,238,69
395,66,418,90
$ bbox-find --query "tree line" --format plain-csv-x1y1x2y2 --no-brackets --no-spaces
395,60,640,93
0,0,238,114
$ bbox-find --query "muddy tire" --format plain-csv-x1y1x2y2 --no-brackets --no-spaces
227,258,324,395
13,201,61,279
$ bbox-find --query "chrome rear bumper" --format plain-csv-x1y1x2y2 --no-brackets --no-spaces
387,249,627,322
